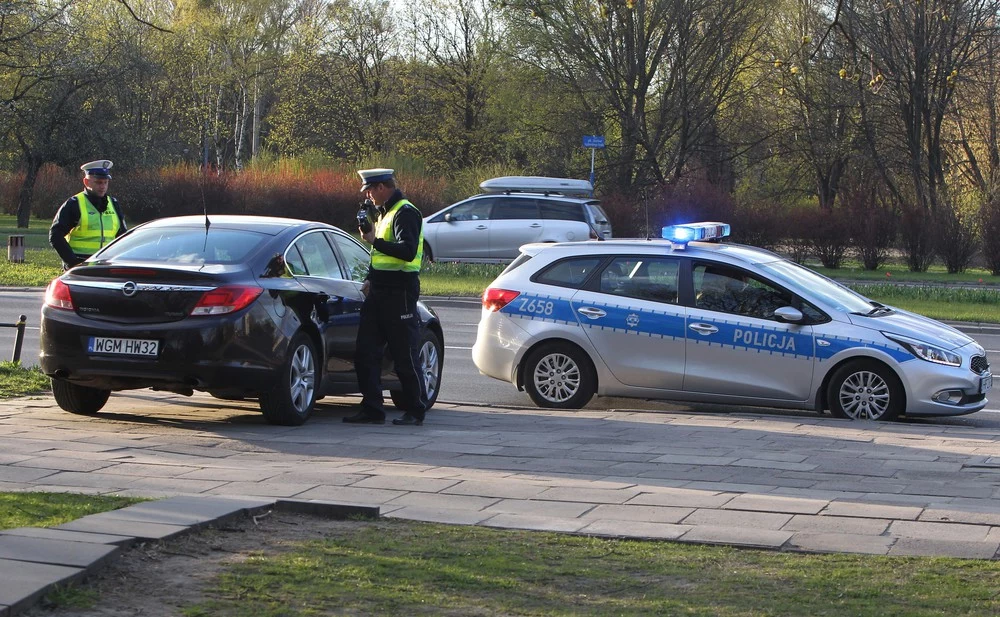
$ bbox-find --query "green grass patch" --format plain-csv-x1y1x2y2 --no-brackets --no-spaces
0,361,50,397
811,262,999,285
852,284,1000,323
188,520,1000,617
0,491,145,530
420,261,504,296
0,213,52,249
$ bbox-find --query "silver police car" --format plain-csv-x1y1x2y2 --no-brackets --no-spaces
472,222,992,420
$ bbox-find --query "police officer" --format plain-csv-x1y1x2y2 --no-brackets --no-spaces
49,160,127,269
344,168,429,426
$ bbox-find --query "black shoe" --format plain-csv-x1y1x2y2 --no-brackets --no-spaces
392,414,423,426
343,411,385,424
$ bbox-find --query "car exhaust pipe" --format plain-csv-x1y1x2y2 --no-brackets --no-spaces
54,369,69,379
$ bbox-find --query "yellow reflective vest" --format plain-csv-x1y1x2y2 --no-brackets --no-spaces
371,199,423,273
66,191,121,255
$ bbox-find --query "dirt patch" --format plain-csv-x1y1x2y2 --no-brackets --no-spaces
26,511,362,616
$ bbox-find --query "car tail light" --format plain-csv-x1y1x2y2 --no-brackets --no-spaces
190,285,263,316
44,279,74,310
483,288,520,312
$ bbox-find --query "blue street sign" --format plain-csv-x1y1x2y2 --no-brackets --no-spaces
583,135,605,149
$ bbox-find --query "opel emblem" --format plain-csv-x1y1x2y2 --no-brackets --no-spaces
122,281,138,297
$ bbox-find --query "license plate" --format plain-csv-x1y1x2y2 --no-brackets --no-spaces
87,337,159,357
980,373,993,395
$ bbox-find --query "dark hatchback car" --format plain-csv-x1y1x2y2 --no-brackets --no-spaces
39,215,444,426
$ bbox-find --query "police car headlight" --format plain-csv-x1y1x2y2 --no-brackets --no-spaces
883,333,962,367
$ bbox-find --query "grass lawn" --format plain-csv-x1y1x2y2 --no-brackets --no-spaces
0,491,143,530
156,519,1000,616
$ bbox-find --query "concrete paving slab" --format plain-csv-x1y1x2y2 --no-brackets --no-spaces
0,534,119,568
888,538,1000,559
55,514,189,542
888,520,993,542
722,494,828,515
678,525,793,549
786,532,893,555
580,519,691,540
0,560,83,616
580,504,693,524
0,527,132,546
681,508,793,530
821,501,923,520
481,513,589,533
383,506,492,525
781,514,891,536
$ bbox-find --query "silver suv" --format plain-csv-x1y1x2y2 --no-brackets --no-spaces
422,177,613,263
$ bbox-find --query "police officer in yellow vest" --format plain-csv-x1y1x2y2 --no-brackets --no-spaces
49,160,127,269
344,168,429,426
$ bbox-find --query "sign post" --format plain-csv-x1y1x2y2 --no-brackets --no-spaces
582,135,605,191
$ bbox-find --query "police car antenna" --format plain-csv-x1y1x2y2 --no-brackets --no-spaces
200,173,211,251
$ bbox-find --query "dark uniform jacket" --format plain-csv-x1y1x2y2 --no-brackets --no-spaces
49,191,127,268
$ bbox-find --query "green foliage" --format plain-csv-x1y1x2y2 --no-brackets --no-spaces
0,491,144,530
0,362,50,397
188,519,1000,616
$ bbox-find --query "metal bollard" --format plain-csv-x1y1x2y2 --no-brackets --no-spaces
7,235,25,263
11,314,26,363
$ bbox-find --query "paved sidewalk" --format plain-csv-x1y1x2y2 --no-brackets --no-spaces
1,392,999,612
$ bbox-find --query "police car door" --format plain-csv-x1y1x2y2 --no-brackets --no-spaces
684,262,814,400
572,256,686,390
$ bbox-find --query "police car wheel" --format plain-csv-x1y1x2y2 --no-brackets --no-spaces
51,378,110,415
390,329,443,410
827,360,903,421
259,332,317,426
523,342,596,409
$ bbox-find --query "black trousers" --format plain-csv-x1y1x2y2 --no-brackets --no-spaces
354,280,427,419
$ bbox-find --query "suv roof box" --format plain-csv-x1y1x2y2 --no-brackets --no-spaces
479,176,594,197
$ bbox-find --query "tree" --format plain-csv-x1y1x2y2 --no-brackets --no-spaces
502,0,771,193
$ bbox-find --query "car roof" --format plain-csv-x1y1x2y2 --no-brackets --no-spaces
136,215,332,235
468,192,597,204
520,238,786,266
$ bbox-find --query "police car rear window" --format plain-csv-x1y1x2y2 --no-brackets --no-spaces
535,257,602,288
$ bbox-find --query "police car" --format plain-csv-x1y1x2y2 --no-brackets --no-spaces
472,222,991,420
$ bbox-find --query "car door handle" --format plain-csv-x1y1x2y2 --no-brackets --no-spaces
577,307,607,319
529,223,542,228
688,323,719,335
476,225,487,230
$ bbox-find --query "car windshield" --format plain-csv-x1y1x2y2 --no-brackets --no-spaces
95,227,268,265
758,259,875,313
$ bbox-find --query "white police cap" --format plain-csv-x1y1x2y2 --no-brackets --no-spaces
358,168,394,192
81,160,113,179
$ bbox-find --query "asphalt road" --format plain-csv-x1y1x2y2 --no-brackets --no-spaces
3,289,1000,427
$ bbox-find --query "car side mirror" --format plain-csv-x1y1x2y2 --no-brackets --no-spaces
773,306,804,323
444,213,454,223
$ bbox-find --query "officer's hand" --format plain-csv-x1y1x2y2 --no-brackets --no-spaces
361,229,376,244
361,280,370,297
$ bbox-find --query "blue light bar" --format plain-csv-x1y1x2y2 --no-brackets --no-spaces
661,222,730,247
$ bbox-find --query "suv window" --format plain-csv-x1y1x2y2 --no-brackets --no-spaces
492,197,539,220
540,201,585,222
432,198,494,222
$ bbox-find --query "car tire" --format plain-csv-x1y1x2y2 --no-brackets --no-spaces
422,241,434,265
259,332,317,426
390,329,443,411
523,342,596,409
827,360,903,421
51,379,110,415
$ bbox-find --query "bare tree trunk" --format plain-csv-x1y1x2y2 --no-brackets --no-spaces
15,155,42,229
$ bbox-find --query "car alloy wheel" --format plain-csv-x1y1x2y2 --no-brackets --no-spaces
260,332,317,426
523,342,596,409
828,360,903,421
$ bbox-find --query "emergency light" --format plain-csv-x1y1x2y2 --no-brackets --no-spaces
661,222,730,248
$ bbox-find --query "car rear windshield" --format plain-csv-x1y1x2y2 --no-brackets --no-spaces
96,227,268,265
